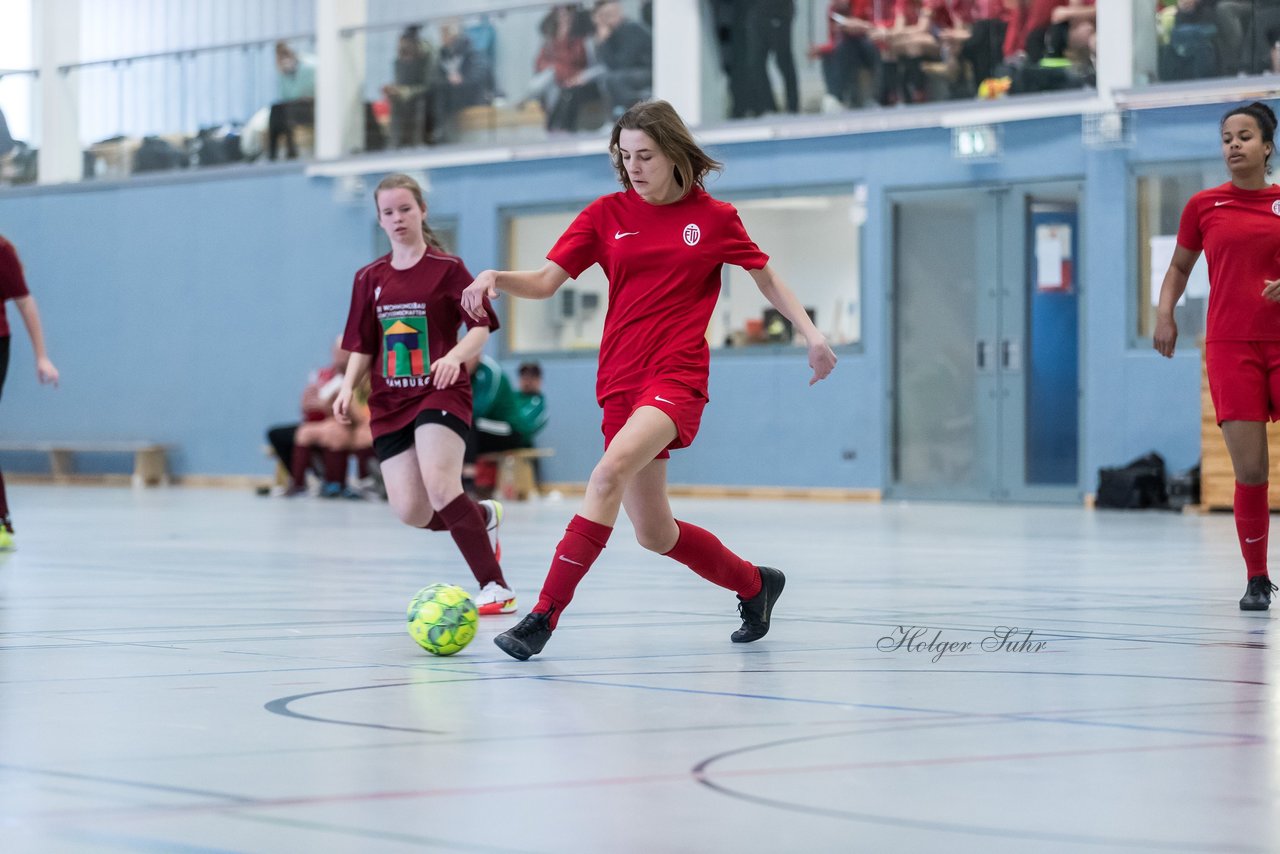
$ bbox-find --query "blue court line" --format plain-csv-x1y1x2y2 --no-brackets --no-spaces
50,828,246,854
532,672,1267,742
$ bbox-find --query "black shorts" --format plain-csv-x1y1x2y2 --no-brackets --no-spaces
373,408,470,462
0,335,9,404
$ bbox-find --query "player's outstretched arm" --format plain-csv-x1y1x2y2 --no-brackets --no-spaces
461,262,570,321
1153,245,1199,358
748,265,837,386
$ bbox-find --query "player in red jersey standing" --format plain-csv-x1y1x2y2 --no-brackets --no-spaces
462,100,838,659
336,173,517,615
0,235,59,551
1155,102,1280,611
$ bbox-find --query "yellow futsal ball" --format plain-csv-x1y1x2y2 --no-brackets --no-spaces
407,583,479,656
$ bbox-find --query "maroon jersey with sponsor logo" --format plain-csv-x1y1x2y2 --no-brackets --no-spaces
548,186,768,404
0,236,31,338
342,250,499,438
1177,182,1280,343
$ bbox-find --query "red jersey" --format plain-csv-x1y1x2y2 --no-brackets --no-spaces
341,250,499,438
0,236,31,338
1177,182,1280,343
1005,0,1092,56
548,186,769,404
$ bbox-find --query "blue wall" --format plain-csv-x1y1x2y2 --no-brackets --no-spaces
0,103,1220,489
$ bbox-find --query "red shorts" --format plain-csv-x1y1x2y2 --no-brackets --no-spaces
1206,341,1280,424
600,380,708,460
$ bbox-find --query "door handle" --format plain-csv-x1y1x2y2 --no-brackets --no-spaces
1001,339,1022,371
977,340,989,371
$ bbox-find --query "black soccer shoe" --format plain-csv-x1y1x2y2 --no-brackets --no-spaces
1240,576,1278,611
731,566,786,643
494,611,554,660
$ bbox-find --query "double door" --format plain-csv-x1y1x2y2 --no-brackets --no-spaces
889,184,1081,502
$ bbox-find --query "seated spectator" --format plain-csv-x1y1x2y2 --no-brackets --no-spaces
434,18,496,140
1158,0,1218,82
882,0,945,104
464,357,549,496
589,0,653,121
533,5,595,133
960,0,1016,93
1005,0,1094,66
811,1,882,110
384,25,439,148
272,339,369,498
269,41,316,161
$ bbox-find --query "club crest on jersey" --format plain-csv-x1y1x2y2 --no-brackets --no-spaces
1272,200,1280,216
683,223,701,246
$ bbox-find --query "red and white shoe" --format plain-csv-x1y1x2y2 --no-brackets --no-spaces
476,581,518,616
479,498,503,563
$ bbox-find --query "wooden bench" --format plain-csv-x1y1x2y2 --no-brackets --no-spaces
478,447,555,501
0,441,171,487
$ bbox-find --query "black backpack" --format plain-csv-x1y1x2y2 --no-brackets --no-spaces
1096,452,1169,510
133,136,186,173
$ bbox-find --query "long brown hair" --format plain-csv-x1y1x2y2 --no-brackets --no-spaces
609,100,722,198
373,173,446,252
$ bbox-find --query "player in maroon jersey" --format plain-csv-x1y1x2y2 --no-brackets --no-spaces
335,173,517,616
0,235,59,551
462,100,838,659
1155,102,1280,610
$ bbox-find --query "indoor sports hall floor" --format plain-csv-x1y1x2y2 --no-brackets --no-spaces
0,485,1274,853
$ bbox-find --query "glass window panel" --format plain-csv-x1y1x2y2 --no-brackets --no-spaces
503,188,863,354
1135,164,1218,343
716,190,864,348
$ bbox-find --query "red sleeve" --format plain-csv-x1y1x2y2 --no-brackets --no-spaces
341,268,380,356
547,203,601,279
448,259,501,333
1176,195,1204,254
0,238,30,301
720,206,770,271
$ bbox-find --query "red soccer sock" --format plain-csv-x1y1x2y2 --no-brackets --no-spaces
289,443,312,490
663,520,761,599
322,450,348,486
0,466,8,520
1235,481,1270,579
420,515,448,532
535,515,613,628
438,494,506,588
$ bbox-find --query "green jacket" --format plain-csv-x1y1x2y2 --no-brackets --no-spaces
472,356,548,441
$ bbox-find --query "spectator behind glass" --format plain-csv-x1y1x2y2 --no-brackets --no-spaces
741,0,799,116
269,41,316,161
1210,1,1280,76
1004,0,1094,65
384,26,439,148
533,5,595,133
590,0,653,121
435,18,496,141
811,1,882,111
960,0,1016,92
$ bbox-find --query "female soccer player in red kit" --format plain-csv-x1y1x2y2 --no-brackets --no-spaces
1155,102,1280,611
335,173,516,615
462,100,838,660
0,234,59,551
